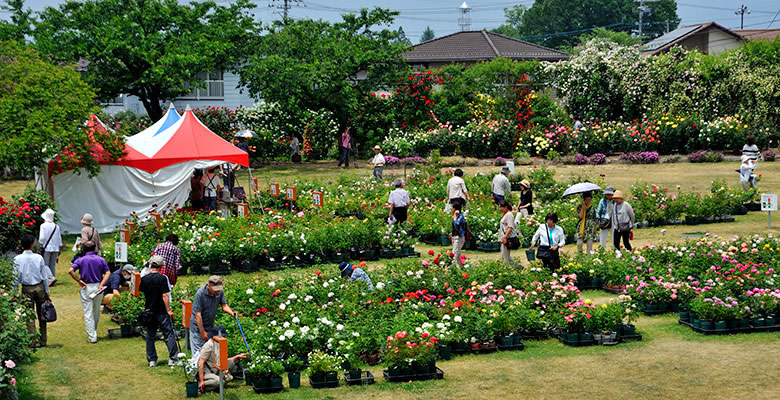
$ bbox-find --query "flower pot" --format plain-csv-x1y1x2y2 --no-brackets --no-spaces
593,333,603,344
401,366,414,377
525,249,536,261
679,311,690,322
254,377,270,389
364,353,380,365
739,318,751,328
348,369,362,380
469,342,480,350
427,361,437,374
438,345,451,360
185,381,199,398
714,321,727,331
580,332,593,343
394,249,404,258
623,324,636,336
325,371,338,383
310,372,325,384
341,360,351,371
499,335,513,347
512,333,522,345
727,319,738,329
270,376,283,388
412,361,427,375
566,332,580,342
765,315,776,327
120,324,136,337
700,320,714,331
693,318,701,329
752,318,765,327
387,365,403,377
288,372,301,388
439,235,451,246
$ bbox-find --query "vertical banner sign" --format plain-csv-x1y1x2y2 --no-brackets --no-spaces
237,203,249,217
213,336,229,371
130,271,141,296
285,186,297,201
270,183,280,197
182,300,192,328
119,229,129,243
150,212,162,230
252,177,258,193
312,191,324,207
114,242,128,263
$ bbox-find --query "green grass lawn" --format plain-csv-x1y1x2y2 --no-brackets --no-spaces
4,161,780,399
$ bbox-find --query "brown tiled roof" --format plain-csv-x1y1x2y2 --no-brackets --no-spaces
641,22,742,56
402,30,569,63
734,29,780,40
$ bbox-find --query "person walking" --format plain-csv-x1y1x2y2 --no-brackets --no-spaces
446,169,470,209
190,169,204,210
101,264,136,313
514,179,533,224
370,145,385,181
153,234,181,288
68,240,110,343
77,213,102,256
449,202,467,263
337,127,352,168
491,167,512,205
201,167,219,212
575,192,598,254
13,235,50,347
387,178,410,224
38,208,63,286
498,200,517,265
611,191,635,251
189,276,236,358
742,135,760,160
530,212,565,271
290,134,301,163
140,255,182,367
596,186,615,249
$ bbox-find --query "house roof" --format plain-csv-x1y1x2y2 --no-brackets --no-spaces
734,29,780,41
641,22,743,55
402,30,569,63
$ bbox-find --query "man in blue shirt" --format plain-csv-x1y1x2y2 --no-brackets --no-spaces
189,275,236,358
13,235,50,347
338,261,373,290
101,264,136,313
69,240,110,343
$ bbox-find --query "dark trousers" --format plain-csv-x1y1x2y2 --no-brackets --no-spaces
191,198,203,210
204,196,217,212
392,206,408,224
450,198,466,208
541,250,561,271
145,313,179,362
614,230,632,251
337,146,350,167
492,193,505,205
22,282,47,346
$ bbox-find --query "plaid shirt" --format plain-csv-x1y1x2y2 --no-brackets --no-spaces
153,241,181,286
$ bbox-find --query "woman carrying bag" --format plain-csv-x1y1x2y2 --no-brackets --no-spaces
530,212,565,271
611,191,635,251
498,201,520,265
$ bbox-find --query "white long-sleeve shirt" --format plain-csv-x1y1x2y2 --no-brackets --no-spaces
39,221,63,252
531,224,565,247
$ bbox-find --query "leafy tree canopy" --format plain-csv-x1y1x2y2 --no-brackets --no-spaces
0,41,124,177
420,26,435,43
0,0,32,43
493,0,679,49
34,0,257,120
239,8,411,128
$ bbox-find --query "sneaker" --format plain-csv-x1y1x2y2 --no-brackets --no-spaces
168,359,183,367
87,338,97,344
149,361,157,367
102,306,113,315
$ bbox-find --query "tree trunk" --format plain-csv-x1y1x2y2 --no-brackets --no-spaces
139,92,163,121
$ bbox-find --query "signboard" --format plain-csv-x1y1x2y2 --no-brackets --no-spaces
114,242,128,263
252,177,258,193
119,229,129,243
761,194,777,211
312,191,324,208
127,221,135,239
285,186,297,201
506,161,515,175
270,183,280,197
130,271,141,296
150,212,162,230
213,336,229,371
237,203,249,217
181,300,192,328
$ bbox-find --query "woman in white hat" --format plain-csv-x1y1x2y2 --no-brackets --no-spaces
611,191,635,251
77,213,102,257
369,145,385,181
38,208,63,285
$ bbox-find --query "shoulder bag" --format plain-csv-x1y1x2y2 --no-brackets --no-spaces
38,225,57,255
40,295,57,322
536,225,553,259
507,236,521,250
598,218,611,230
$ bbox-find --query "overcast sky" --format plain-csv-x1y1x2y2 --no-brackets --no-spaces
6,0,780,43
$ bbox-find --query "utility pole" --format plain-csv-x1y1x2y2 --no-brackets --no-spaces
635,0,659,38
269,0,303,19
735,4,750,30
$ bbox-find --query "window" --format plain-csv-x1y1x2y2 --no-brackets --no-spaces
104,94,124,106
181,70,225,99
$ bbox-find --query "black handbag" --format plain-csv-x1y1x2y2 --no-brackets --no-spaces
507,236,521,250
40,296,57,322
598,218,611,230
535,225,554,259
138,309,156,327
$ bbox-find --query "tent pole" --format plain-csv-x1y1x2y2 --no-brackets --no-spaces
248,166,263,215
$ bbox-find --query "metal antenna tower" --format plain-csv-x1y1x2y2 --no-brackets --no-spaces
458,1,472,31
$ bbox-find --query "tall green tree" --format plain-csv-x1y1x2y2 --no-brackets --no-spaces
34,0,256,121
0,0,33,43
0,41,124,177
420,26,435,42
239,8,410,129
493,0,679,49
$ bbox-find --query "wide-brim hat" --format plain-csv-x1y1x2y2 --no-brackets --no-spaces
373,145,381,151
338,261,354,277
80,213,94,225
41,208,56,222
603,186,615,195
519,179,530,188
501,166,510,174
612,190,625,199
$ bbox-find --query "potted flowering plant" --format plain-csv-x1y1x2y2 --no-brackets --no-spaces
283,355,304,389
183,358,199,398
306,350,341,388
248,355,285,392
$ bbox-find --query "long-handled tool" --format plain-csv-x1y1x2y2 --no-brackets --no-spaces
233,313,252,354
